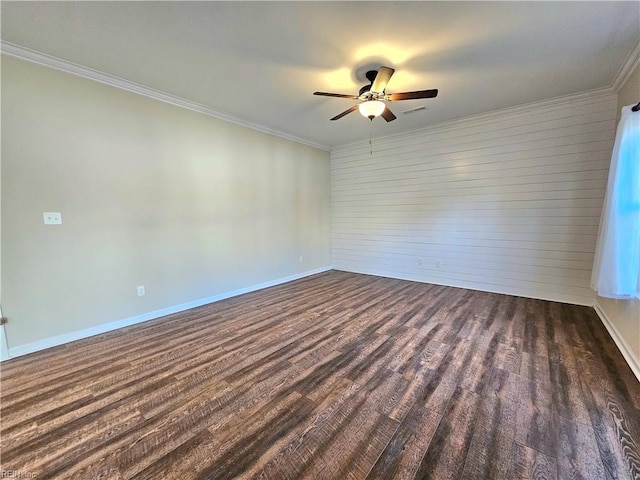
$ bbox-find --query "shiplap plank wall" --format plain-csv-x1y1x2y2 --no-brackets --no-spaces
331,92,618,306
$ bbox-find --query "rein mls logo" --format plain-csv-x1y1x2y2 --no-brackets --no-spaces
1,472,37,478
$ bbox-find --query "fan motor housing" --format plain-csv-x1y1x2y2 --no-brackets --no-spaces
365,70,378,83
359,84,372,96
359,70,380,97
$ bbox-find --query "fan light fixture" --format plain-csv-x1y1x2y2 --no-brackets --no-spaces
314,66,438,122
358,100,386,119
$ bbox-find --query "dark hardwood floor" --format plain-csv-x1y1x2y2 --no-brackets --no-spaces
1,271,639,479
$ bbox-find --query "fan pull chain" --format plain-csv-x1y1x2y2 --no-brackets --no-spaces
369,118,373,156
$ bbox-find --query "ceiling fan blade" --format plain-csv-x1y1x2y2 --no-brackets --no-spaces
381,107,396,122
314,92,359,99
387,89,438,101
330,105,359,121
371,67,395,94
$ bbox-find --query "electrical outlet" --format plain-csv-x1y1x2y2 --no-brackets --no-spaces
137,286,145,296
299,255,304,263
436,260,442,269
417,258,424,266
43,212,62,225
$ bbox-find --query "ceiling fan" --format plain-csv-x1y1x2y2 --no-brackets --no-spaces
314,66,438,122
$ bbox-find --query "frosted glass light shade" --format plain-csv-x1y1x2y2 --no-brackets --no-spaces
358,100,386,118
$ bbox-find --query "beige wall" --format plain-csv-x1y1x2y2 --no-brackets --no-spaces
598,297,640,362
1,56,331,350
597,62,640,367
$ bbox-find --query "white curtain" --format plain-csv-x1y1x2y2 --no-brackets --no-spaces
591,104,640,299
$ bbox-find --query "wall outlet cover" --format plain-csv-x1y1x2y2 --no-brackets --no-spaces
43,212,62,225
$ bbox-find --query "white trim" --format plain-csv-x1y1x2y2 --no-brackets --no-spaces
611,40,640,92
5,266,333,360
334,87,616,151
332,268,594,307
0,329,8,362
593,302,640,383
0,41,330,152
0,307,9,362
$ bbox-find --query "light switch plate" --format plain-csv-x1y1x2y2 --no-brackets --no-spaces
43,212,62,225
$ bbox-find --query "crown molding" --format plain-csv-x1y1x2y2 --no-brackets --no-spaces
0,41,330,152
334,86,616,152
611,40,640,92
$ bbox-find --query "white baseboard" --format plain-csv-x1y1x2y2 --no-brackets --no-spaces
6,266,333,360
593,302,640,383
332,267,595,306
0,306,9,361
0,328,9,362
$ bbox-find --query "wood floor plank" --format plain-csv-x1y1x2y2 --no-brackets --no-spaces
508,442,558,480
364,406,442,480
576,347,640,479
247,375,399,480
460,367,519,479
556,414,608,480
1,271,638,480
32,381,234,478
514,394,557,459
237,378,360,480
412,387,483,479
549,346,593,426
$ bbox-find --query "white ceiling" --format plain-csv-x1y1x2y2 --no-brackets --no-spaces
2,1,639,148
